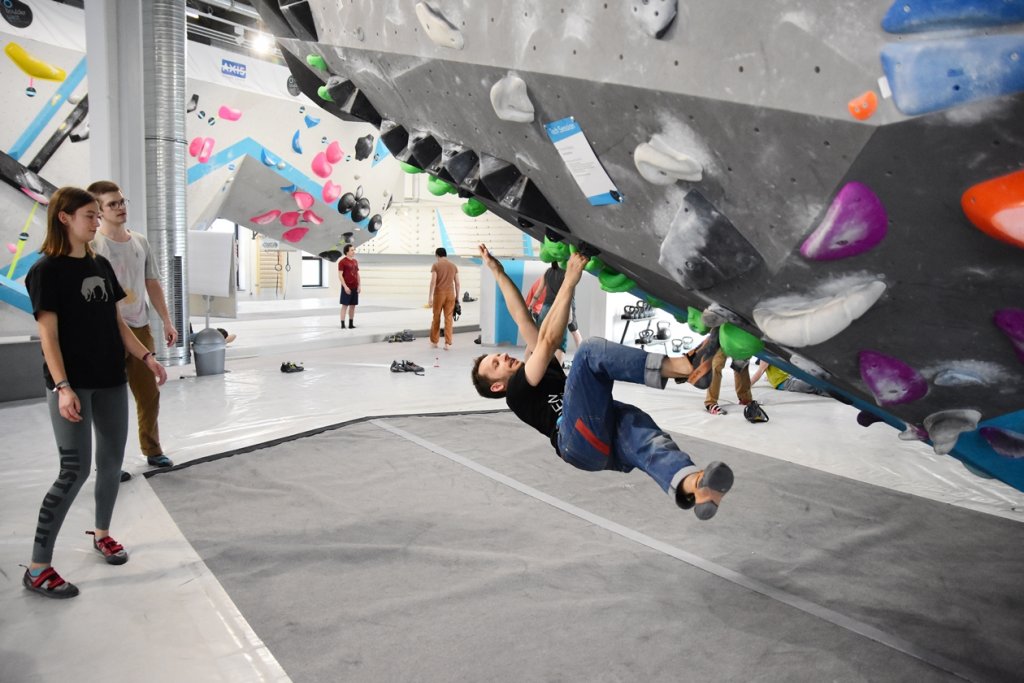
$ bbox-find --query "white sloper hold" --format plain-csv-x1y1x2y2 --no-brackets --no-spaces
753,276,886,347
923,409,982,455
415,2,464,50
633,0,678,39
490,74,535,123
633,134,702,185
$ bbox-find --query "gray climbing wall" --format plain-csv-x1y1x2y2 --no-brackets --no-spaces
256,0,1024,490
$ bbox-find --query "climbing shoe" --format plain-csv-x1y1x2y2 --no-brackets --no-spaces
743,400,769,424
281,362,305,373
23,566,79,599
87,531,128,565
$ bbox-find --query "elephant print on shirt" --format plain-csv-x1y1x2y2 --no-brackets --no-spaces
80,275,111,302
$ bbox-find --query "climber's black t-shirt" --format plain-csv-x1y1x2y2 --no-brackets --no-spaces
505,357,565,453
25,254,127,390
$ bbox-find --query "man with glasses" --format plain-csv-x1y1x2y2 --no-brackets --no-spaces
88,181,177,476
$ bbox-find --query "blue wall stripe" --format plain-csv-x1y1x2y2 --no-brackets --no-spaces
494,259,524,345
8,57,88,161
435,208,454,254
0,272,32,313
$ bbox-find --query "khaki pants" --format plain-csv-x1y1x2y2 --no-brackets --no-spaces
430,289,456,345
704,349,752,407
125,324,162,456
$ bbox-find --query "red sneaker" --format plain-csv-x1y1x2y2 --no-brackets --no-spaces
23,566,80,599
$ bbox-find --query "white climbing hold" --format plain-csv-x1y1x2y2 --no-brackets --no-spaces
490,74,535,123
923,409,982,455
415,2,464,50
633,134,702,185
753,277,886,347
701,303,741,329
633,0,678,39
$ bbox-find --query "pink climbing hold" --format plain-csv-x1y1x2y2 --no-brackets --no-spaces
858,349,928,406
322,180,342,203
249,210,281,225
311,151,333,179
218,105,243,121
188,137,204,157
281,227,309,243
800,182,888,261
994,308,1024,364
6,243,16,253
325,140,344,164
302,209,324,225
280,211,300,228
292,191,314,210
197,137,216,163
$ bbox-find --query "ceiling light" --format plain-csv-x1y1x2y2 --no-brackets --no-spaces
251,32,275,54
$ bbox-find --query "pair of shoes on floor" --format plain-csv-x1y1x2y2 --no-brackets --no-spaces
147,454,174,468
22,566,79,599
462,291,477,302
390,360,425,375
281,361,304,373
86,530,128,565
675,461,734,521
385,330,415,343
674,328,720,390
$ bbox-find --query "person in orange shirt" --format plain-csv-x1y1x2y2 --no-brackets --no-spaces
428,248,460,349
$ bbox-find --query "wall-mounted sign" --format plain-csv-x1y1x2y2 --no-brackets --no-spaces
221,58,247,79
1,0,33,29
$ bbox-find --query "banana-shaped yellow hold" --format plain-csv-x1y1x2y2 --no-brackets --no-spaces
5,43,66,81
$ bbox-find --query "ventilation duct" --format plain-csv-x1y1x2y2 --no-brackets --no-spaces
142,0,190,365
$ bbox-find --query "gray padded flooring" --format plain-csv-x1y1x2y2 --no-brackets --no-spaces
149,412,1024,682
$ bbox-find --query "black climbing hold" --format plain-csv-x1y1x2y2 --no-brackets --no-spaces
518,218,535,229
477,154,522,202
337,192,357,214
502,177,568,231
407,131,443,170
577,241,600,258
658,190,764,290
367,214,382,233
445,148,480,185
344,90,382,128
351,198,371,223
279,0,319,41
545,227,563,242
318,249,342,262
354,134,374,161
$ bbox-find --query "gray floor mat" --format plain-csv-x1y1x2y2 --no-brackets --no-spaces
150,413,1024,682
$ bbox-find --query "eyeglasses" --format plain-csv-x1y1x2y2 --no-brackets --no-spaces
104,198,129,210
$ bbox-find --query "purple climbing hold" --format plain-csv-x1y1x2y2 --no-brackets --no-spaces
800,182,888,261
858,349,928,406
980,427,1024,459
993,308,1024,364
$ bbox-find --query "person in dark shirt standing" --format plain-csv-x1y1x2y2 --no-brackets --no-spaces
22,187,167,599
470,244,734,519
338,243,360,329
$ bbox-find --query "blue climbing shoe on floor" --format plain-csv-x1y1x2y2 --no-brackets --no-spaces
147,454,173,468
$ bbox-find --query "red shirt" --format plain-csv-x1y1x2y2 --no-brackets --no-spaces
338,257,359,288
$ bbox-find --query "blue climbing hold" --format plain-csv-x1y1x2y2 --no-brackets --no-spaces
882,0,1024,34
292,130,303,154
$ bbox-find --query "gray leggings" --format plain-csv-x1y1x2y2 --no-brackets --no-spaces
32,384,128,564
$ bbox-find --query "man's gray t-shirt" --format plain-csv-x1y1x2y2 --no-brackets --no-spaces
91,230,161,328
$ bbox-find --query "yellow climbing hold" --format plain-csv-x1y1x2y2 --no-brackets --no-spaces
5,43,66,81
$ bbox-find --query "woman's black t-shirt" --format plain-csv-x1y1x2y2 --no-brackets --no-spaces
505,358,566,453
25,253,127,390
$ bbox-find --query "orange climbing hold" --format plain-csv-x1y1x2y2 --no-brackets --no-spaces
848,91,878,121
961,169,1024,249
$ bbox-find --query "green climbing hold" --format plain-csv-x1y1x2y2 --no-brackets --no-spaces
539,237,570,264
399,161,423,174
687,307,709,335
599,269,636,293
585,255,606,274
461,198,487,217
317,85,333,102
306,54,327,70
427,176,457,196
719,323,764,360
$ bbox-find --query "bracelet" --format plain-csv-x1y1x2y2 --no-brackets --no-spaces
141,351,154,362
52,380,70,393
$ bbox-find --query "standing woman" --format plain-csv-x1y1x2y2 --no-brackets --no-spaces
22,187,168,599
338,243,360,329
